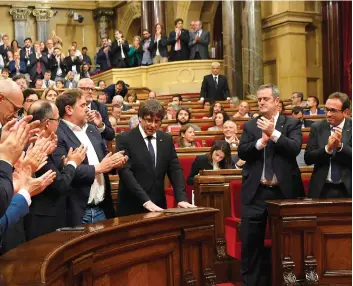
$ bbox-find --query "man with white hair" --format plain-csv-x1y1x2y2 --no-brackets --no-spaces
112,95,135,112
200,61,230,102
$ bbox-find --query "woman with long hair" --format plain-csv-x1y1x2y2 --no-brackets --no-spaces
149,23,168,64
208,110,229,131
187,140,233,185
128,36,143,67
175,124,202,148
11,40,21,53
42,87,59,102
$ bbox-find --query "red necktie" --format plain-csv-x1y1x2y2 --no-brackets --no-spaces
36,60,41,74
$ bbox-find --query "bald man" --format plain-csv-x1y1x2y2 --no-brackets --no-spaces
0,80,23,127
78,78,115,141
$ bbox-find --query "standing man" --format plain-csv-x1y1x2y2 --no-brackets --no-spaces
115,99,195,216
53,89,128,226
81,47,92,65
200,62,230,102
304,92,351,198
78,78,115,141
28,41,49,84
168,18,190,61
96,37,112,72
238,83,304,285
189,20,210,60
141,29,153,66
111,31,129,68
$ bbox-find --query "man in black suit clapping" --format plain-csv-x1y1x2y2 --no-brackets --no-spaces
116,99,195,216
200,62,230,102
238,83,304,285
167,18,190,62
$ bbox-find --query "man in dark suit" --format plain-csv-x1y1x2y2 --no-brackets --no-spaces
63,46,83,77
304,92,352,198
291,106,314,128
167,18,190,61
238,83,304,285
28,42,49,84
104,80,128,103
200,62,230,101
189,20,210,60
96,37,112,72
0,34,11,65
116,99,195,216
78,78,115,141
52,89,128,226
19,37,34,72
24,100,87,240
111,31,129,68
48,47,67,80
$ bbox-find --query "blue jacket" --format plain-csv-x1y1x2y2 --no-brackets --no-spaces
303,108,325,115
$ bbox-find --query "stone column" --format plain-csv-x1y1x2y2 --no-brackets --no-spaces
32,8,54,43
151,0,165,29
9,7,31,45
141,0,152,31
242,0,263,95
222,1,243,99
94,8,114,43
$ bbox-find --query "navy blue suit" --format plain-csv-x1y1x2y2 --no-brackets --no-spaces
303,109,325,115
0,161,14,218
52,121,115,227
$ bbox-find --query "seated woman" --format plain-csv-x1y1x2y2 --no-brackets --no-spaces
203,102,223,119
55,79,64,89
124,90,140,106
42,87,59,102
174,124,202,148
222,120,240,147
208,110,229,131
187,140,233,185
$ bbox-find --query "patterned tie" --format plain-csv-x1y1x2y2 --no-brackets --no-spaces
147,136,156,167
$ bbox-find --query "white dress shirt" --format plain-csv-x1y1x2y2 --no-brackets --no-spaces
255,112,281,185
138,124,157,164
325,118,345,182
62,119,105,205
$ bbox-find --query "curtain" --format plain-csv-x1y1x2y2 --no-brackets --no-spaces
341,1,352,98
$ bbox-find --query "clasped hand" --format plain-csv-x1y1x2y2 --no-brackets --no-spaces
327,127,342,152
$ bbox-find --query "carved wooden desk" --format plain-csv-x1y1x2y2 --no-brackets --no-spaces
0,208,217,286
268,199,352,286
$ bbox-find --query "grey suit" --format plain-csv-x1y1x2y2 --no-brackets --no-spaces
189,30,210,60
64,80,78,88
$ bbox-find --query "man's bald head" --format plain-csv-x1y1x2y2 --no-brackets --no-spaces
0,80,23,108
28,100,54,122
78,78,95,103
78,78,94,88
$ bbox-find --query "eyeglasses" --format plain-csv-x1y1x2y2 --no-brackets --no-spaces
48,118,61,123
25,99,36,103
324,107,343,114
5,97,21,112
80,87,94,92
143,117,162,126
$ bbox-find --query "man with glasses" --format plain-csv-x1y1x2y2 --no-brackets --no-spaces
305,92,352,198
78,78,115,141
0,80,23,128
116,99,195,217
18,89,39,120
290,91,307,108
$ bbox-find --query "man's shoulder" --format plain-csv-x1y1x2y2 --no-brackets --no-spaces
157,130,172,140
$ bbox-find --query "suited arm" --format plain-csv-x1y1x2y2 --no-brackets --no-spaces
100,104,115,141
304,125,331,165
180,30,190,45
166,139,188,202
188,34,195,47
187,156,202,186
0,194,29,238
222,77,231,98
159,36,168,48
334,144,352,166
200,76,208,99
167,31,176,45
123,41,130,54
0,161,14,218
110,41,118,54
238,123,263,162
20,61,27,73
273,119,302,158
198,32,210,46
116,135,151,205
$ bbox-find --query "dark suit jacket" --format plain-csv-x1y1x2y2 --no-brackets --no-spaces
82,54,92,65
303,119,314,128
104,83,128,104
24,156,76,240
167,29,190,61
0,45,11,64
200,74,230,101
89,100,115,141
238,115,304,205
115,127,188,216
8,60,27,78
48,56,67,79
52,122,115,226
110,39,129,67
149,36,168,58
189,30,210,59
28,52,49,81
63,56,82,76
96,47,112,72
0,160,14,218
0,194,28,239
20,47,34,62
304,119,352,198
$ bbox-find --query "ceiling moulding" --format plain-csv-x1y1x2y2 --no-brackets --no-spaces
0,1,124,10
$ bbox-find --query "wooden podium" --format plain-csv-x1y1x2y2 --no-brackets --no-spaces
0,208,217,286
268,199,352,286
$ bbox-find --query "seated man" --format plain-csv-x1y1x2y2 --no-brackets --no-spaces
304,95,325,115
167,107,200,132
165,102,179,120
292,106,314,128
233,101,251,118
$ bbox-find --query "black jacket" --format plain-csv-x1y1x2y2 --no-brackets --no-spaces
63,56,82,75
167,29,190,61
149,35,168,58
96,47,112,72
28,52,49,81
0,160,14,218
304,118,352,198
200,74,230,101
110,39,129,67
116,127,188,216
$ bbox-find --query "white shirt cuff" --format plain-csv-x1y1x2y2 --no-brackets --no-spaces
325,145,333,154
97,123,105,133
255,138,266,150
200,97,204,102
18,188,31,206
143,200,151,207
67,161,77,168
337,143,344,152
270,130,282,143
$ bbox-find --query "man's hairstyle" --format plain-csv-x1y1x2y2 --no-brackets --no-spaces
328,92,350,111
257,83,280,98
197,20,203,27
112,104,121,111
97,92,107,100
138,99,165,119
97,80,105,87
128,115,139,129
28,100,54,122
116,80,125,86
24,37,32,42
56,89,83,118
308,95,319,107
112,95,124,103
2,68,8,73
211,62,220,68
72,41,77,45
142,29,150,34
174,18,183,26
23,89,37,102
2,34,8,40
35,78,43,83
167,102,180,111
172,94,182,102
293,92,304,101
44,70,51,75
82,47,88,51
12,74,27,82
176,107,191,123
292,106,304,115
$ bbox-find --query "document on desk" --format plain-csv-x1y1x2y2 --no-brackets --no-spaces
161,207,206,213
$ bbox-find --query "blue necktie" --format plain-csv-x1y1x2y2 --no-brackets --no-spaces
147,136,155,167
